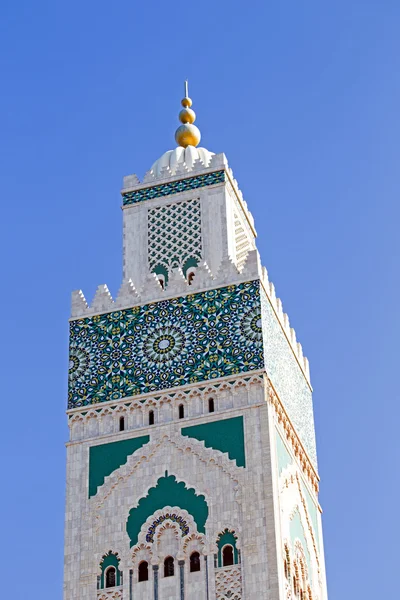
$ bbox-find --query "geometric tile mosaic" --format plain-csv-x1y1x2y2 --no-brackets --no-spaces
122,170,225,206
68,280,263,408
148,198,202,276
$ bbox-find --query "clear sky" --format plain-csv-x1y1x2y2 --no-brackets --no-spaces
0,1,398,597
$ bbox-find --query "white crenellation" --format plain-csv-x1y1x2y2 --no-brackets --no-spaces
122,174,140,188
71,290,88,318
114,278,140,309
167,267,189,296
91,284,114,313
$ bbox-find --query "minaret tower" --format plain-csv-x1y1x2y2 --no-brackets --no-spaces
65,84,328,600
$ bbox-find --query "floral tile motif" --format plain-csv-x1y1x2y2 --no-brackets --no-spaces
122,170,225,206
68,281,263,408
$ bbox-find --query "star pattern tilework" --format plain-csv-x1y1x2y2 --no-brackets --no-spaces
68,281,263,408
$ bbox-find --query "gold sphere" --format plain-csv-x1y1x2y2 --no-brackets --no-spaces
175,124,201,148
179,107,196,124
181,96,193,108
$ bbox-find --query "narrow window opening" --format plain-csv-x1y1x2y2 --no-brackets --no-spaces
164,556,174,577
190,551,201,573
188,271,195,285
293,576,298,596
222,545,234,567
178,404,184,419
208,397,215,413
159,278,164,289
105,567,116,588
119,416,125,431
138,561,149,582
149,410,154,425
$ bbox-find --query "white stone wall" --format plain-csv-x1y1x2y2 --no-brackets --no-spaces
270,420,328,600
64,376,289,600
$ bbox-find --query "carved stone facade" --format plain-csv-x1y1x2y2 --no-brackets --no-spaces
64,136,328,599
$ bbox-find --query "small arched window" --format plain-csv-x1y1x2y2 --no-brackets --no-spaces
105,566,116,588
190,551,201,573
138,561,149,582
157,275,165,290
149,410,154,426
164,556,174,577
178,404,184,419
187,270,195,285
119,416,125,431
208,397,215,413
222,545,234,567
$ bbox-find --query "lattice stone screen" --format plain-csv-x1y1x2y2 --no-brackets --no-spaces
215,565,242,599
148,198,202,279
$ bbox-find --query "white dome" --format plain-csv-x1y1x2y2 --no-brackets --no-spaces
151,145,214,178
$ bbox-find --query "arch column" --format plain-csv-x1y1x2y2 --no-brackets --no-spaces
152,564,159,600
178,559,185,600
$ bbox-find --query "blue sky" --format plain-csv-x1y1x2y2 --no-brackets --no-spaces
1,1,399,597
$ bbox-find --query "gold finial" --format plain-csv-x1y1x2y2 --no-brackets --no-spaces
175,80,201,148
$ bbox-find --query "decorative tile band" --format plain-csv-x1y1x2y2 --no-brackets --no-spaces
68,281,263,408
122,170,225,206
146,513,190,543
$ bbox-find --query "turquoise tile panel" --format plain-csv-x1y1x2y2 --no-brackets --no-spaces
122,170,225,206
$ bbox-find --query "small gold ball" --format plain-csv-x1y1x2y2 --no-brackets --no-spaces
175,124,201,148
179,108,196,124
181,96,193,108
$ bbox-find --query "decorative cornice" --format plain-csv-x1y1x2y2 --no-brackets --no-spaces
122,170,225,206
67,370,264,417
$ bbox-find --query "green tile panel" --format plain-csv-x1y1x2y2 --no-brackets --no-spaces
89,435,150,498
181,416,246,467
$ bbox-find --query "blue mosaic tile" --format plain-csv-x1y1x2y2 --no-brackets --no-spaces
122,170,225,206
261,290,317,467
68,281,263,408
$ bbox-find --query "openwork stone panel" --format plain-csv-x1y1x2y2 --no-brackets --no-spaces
68,281,263,408
148,198,202,276
215,565,242,599
97,589,122,600
122,170,225,205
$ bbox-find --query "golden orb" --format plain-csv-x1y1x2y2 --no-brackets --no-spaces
175,124,201,148
179,107,196,124
181,96,193,108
